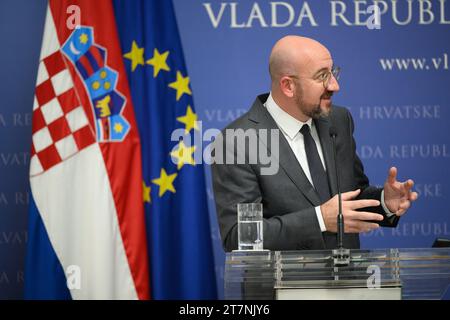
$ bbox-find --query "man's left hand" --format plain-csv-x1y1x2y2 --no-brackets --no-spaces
384,167,418,216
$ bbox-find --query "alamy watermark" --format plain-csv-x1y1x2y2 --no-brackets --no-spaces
170,121,280,175
366,4,382,30
66,265,81,290
367,265,381,289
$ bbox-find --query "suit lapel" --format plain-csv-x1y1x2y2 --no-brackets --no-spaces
248,95,321,206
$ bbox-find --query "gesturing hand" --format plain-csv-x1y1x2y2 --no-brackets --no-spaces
384,167,418,216
320,189,384,233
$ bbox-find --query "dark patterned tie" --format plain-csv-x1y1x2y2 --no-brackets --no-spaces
300,124,331,203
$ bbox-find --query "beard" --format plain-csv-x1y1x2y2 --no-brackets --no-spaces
294,89,332,120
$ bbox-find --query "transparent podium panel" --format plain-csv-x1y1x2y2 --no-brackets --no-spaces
224,248,450,300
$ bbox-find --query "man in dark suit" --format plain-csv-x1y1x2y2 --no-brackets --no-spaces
211,35,418,252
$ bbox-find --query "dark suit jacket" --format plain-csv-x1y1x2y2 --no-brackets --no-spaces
212,94,399,252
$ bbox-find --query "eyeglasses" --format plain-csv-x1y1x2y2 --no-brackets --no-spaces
288,66,341,89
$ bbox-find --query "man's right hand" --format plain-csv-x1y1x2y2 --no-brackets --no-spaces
320,189,384,233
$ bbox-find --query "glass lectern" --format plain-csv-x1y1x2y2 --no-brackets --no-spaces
224,248,450,300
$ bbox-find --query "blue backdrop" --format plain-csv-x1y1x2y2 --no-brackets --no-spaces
1,0,449,299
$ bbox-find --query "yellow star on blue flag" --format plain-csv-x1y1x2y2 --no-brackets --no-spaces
114,0,217,300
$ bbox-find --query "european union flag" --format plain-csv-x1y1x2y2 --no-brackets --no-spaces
113,0,217,299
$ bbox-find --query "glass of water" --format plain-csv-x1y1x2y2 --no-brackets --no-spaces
237,203,263,251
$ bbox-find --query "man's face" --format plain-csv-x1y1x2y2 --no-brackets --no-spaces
293,55,340,119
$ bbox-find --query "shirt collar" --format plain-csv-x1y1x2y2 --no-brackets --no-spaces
264,92,312,140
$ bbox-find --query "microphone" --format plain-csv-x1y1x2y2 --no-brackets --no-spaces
329,126,349,266
329,126,343,248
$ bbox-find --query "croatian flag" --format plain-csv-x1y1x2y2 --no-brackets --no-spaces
25,0,150,299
